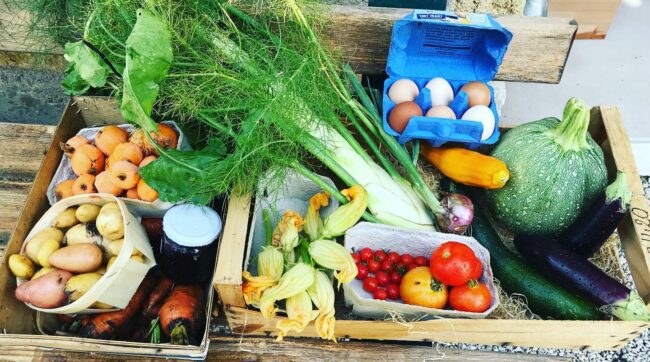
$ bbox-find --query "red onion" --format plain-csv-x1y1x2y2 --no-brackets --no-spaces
436,193,474,234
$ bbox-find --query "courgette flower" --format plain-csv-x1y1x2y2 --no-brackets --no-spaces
321,185,368,238
304,192,330,241
259,263,315,318
308,270,336,341
309,239,358,287
272,211,304,253
258,246,284,281
242,271,277,307
275,290,318,341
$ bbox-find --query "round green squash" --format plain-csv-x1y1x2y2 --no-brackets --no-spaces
486,98,607,236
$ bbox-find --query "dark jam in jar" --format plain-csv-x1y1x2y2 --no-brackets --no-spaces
160,204,222,283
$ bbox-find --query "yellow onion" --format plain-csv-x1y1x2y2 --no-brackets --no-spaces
309,239,357,287
321,185,368,238
308,270,336,341
259,263,315,318
276,290,318,341
258,246,284,281
304,192,329,241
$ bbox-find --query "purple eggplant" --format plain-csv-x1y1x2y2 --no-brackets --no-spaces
562,171,632,258
514,234,650,321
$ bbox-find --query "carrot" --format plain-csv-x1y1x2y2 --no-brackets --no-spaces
80,276,156,339
159,284,204,345
143,277,174,317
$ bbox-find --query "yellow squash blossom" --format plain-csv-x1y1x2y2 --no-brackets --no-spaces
308,270,336,341
304,192,329,241
259,263,315,318
272,211,304,253
309,239,358,287
258,246,284,281
242,271,278,307
321,185,368,238
276,290,318,341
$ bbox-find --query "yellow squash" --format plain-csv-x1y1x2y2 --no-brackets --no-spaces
421,145,509,189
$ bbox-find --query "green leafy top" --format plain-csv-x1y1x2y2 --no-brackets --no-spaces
62,41,110,95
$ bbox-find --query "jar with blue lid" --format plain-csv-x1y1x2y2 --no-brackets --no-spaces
160,204,222,283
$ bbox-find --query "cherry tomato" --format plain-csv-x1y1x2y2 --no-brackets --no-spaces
367,259,381,274
363,277,378,292
449,280,491,313
395,262,408,275
356,264,369,280
380,260,393,273
387,252,400,264
400,253,414,265
376,271,390,286
414,256,428,267
400,266,448,309
386,284,400,300
430,241,483,286
373,288,388,300
374,250,387,262
359,248,373,262
407,263,418,271
389,270,402,285
351,253,360,265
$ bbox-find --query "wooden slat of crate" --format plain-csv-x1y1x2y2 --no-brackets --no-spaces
548,0,621,39
0,5,576,83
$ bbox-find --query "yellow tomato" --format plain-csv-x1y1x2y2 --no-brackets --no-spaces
400,266,448,309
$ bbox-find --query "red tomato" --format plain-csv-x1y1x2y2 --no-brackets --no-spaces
351,253,360,265
407,263,417,271
414,256,428,267
376,271,390,286
387,252,400,264
395,262,408,275
386,284,400,300
356,264,368,280
359,248,373,262
373,288,388,300
449,280,492,313
363,277,378,292
400,253,414,265
380,260,393,272
367,259,381,273
400,267,448,308
389,270,402,285
430,241,483,286
374,250,387,262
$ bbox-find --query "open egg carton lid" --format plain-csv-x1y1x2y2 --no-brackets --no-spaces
382,10,512,149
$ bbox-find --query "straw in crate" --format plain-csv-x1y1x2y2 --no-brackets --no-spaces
13,194,156,314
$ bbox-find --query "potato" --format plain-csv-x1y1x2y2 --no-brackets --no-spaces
96,207,124,240
65,272,103,302
100,202,120,212
106,239,123,256
130,255,145,264
64,223,102,245
25,227,64,263
37,239,60,268
8,254,35,279
106,256,117,270
15,269,72,309
75,204,101,223
91,301,114,309
49,244,103,273
94,265,107,275
31,267,54,280
52,208,79,229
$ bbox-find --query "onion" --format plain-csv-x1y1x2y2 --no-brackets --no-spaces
436,194,474,234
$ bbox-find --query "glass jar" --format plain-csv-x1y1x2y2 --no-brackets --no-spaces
159,204,222,283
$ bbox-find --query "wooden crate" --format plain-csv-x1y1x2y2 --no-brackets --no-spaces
0,97,218,359
215,106,650,350
548,0,621,39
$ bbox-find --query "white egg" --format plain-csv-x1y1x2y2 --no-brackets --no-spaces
388,79,419,104
461,105,496,141
425,77,454,106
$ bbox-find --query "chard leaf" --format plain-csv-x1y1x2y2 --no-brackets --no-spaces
139,142,227,205
120,9,173,132
62,41,110,93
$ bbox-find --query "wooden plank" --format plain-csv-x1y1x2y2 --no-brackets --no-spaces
0,5,576,83
600,106,650,302
0,122,56,180
548,0,621,39
225,306,648,351
0,180,33,245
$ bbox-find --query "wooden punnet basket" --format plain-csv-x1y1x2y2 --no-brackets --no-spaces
215,107,650,350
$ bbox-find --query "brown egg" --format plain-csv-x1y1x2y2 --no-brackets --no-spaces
425,105,456,119
460,81,491,107
388,102,422,133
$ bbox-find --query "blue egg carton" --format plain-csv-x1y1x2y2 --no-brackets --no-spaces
382,10,512,149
